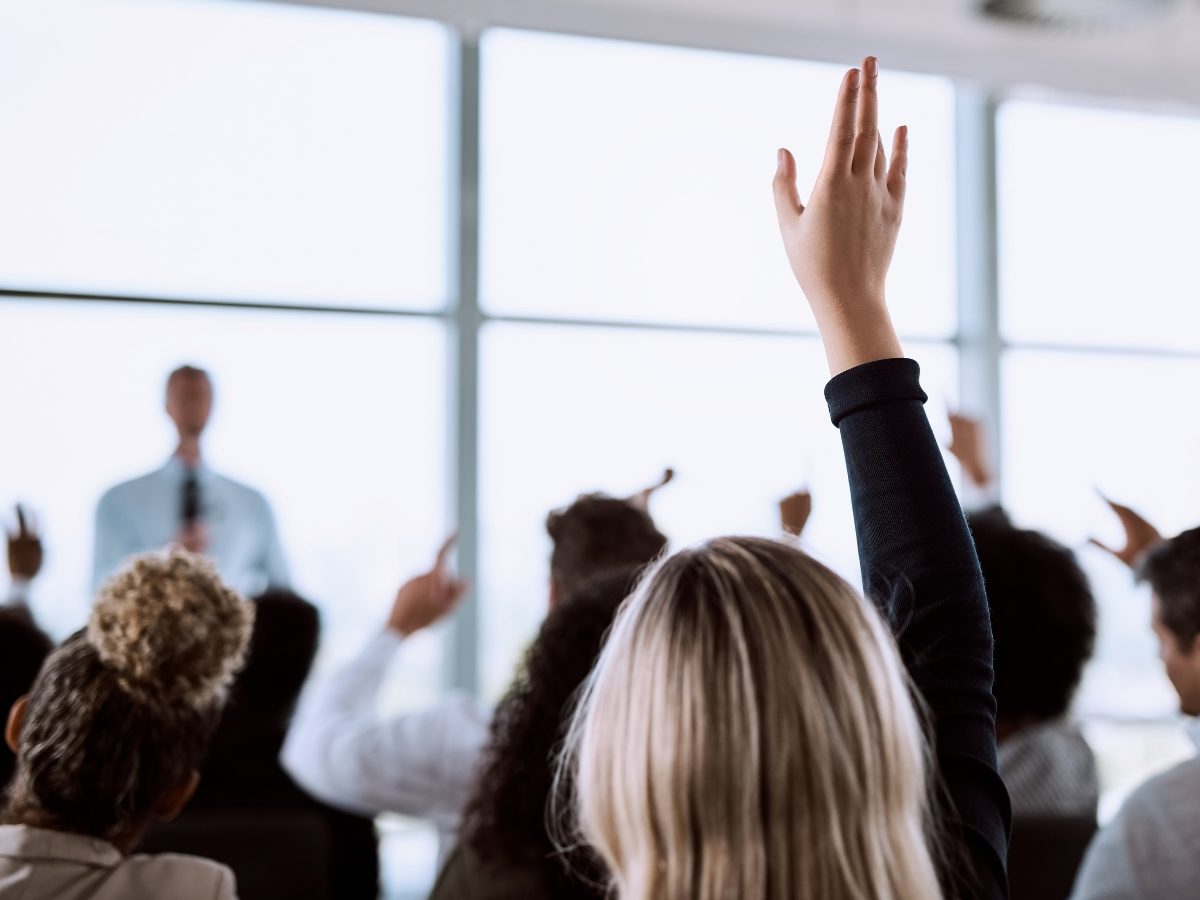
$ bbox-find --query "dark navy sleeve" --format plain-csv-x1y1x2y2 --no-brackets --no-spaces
826,357,1011,900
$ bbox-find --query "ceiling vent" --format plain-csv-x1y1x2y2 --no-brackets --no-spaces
980,0,1183,28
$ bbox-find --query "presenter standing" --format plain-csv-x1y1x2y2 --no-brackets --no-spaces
92,365,289,597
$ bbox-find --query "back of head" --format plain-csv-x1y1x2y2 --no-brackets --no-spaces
546,494,667,600
462,570,633,897
234,590,320,726
565,537,941,900
6,551,251,841
0,610,53,795
968,508,1096,725
1139,526,1200,647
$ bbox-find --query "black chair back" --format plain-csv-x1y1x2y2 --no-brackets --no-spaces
1008,815,1097,900
140,807,335,900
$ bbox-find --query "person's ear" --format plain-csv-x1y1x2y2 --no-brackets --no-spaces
152,770,200,822
548,579,560,612
1187,632,1200,660
5,696,28,753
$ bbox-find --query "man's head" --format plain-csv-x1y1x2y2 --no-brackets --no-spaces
166,366,213,440
545,494,667,607
1139,527,1200,715
968,508,1096,733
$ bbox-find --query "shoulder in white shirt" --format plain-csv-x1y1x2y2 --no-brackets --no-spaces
0,824,236,900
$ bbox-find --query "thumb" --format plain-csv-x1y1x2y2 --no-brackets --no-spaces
773,149,804,223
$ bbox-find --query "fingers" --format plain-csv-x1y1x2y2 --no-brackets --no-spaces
887,125,908,200
772,148,804,223
822,67,860,175
434,532,458,571
853,57,880,175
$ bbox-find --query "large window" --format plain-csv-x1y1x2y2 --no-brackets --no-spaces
0,0,451,308
6,1,1200,894
480,29,957,337
998,99,1200,815
479,324,958,697
478,30,960,699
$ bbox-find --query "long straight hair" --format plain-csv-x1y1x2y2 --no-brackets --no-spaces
559,537,942,900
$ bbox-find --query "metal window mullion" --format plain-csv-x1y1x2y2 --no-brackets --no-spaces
446,33,482,696
954,87,1003,490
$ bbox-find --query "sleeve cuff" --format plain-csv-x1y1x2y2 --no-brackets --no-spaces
824,358,927,427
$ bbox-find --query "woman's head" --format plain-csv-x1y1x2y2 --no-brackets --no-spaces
566,537,941,900
461,571,632,898
4,550,252,846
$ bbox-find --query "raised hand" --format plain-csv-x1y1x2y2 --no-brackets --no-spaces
628,468,675,512
947,413,992,488
386,534,470,637
1090,496,1162,570
773,56,906,375
7,504,44,581
779,490,813,537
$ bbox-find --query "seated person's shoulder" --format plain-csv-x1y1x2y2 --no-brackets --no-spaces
121,852,237,899
1119,755,1200,826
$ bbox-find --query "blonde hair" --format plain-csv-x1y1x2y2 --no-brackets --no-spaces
6,550,251,840
561,537,942,900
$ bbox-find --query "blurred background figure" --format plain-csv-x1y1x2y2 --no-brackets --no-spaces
92,366,289,598
283,483,669,860
1072,521,1200,900
947,414,1100,818
141,589,380,900
428,570,634,900
0,611,52,806
4,506,42,612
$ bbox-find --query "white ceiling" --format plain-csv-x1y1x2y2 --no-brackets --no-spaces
268,0,1200,112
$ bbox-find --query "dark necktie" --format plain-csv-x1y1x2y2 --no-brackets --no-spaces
181,473,202,526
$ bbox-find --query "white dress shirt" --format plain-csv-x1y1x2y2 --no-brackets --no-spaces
281,631,491,855
92,456,289,597
1071,718,1200,900
0,824,236,900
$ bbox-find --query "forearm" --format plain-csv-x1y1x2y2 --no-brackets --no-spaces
813,303,904,377
282,631,400,806
827,356,1007,898
826,358,993,688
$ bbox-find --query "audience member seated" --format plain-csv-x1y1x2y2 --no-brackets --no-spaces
428,570,634,900
0,551,251,900
561,59,1010,900
947,415,1100,817
1072,522,1200,900
2,504,52,805
147,589,378,900
282,490,668,856
0,612,51,807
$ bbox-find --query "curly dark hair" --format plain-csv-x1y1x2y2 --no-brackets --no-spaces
1139,526,1200,647
459,570,636,898
968,507,1096,724
546,495,667,601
